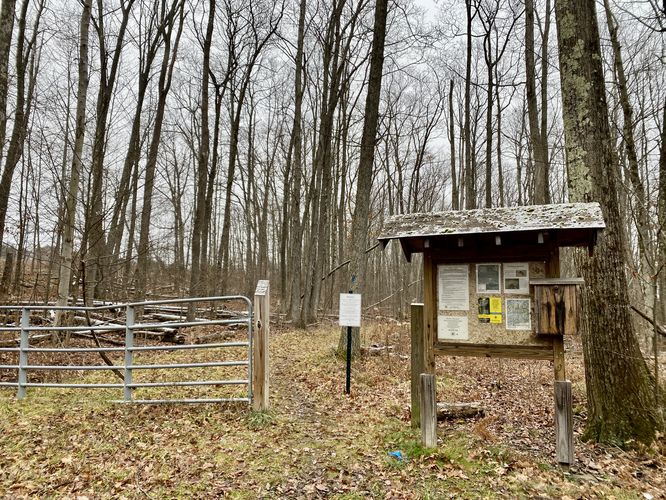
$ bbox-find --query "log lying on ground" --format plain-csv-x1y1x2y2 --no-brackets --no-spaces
364,344,395,356
71,316,182,342
0,334,51,347
71,332,125,346
143,305,246,319
437,402,485,420
193,331,234,344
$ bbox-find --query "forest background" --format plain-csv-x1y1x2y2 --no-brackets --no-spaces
0,0,663,356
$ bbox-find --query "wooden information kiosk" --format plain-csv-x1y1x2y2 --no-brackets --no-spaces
378,202,605,465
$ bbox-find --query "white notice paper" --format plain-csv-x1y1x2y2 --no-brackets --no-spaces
339,293,362,327
438,264,469,311
506,298,531,330
476,263,501,294
438,315,469,341
503,263,529,294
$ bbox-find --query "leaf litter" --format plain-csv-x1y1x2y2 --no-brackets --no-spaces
0,320,663,498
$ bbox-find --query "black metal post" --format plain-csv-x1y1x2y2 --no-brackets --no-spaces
345,325,352,395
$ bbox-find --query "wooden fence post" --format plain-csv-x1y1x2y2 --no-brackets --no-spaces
555,380,574,465
253,280,270,411
411,303,425,428
420,373,437,447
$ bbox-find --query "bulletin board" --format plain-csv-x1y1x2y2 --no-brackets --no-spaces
434,261,549,347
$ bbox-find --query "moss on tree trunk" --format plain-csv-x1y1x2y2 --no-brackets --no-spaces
555,0,664,447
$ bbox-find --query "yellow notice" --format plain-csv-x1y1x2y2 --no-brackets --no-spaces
489,314,502,324
489,296,502,314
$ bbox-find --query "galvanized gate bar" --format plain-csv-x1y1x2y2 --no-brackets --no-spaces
26,347,125,353
0,293,257,405
127,380,248,388
128,342,249,352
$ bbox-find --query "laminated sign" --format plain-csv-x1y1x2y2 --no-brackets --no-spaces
339,293,362,327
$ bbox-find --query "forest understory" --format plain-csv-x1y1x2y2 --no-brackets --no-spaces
1,321,664,498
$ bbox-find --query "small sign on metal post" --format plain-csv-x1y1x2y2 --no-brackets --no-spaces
339,293,362,327
339,292,361,395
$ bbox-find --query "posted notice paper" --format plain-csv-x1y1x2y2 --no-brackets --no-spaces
339,293,362,327
438,315,469,341
476,263,501,294
506,298,531,330
504,262,529,294
437,264,469,311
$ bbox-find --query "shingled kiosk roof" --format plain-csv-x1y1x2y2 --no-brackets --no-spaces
377,202,605,261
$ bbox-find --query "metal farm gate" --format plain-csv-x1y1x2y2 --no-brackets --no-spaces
0,286,270,406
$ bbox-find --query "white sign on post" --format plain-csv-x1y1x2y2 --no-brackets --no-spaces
339,293,362,327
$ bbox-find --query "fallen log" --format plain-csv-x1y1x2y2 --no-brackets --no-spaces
70,332,125,346
0,333,51,347
365,344,395,356
437,402,485,421
194,331,233,344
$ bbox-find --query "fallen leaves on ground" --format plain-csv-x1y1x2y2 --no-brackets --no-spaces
0,320,663,498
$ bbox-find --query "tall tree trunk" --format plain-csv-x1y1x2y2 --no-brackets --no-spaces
84,0,135,303
0,0,16,161
495,71,504,207
123,158,140,289
658,102,666,324
56,0,93,327
217,1,282,293
484,33,493,208
602,0,653,307
464,0,475,209
287,0,307,322
107,3,165,266
301,0,344,323
189,0,215,312
203,77,229,295
555,0,663,445
341,0,389,354
449,80,458,210
134,1,184,303
0,0,43,253
526,0,550,204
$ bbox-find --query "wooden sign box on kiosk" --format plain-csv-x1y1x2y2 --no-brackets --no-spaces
378,203,605,465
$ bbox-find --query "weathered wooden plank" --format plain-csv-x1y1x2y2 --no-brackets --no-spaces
377,203,606,240
423,249,436,374
411,303,425,428
530,278,584,285
252,280,269,411
555,380,574,465
553,337,566,380
533,284,578,336
420,373,437,448
545,250,567,381
434,342,554,360
430,244,552,264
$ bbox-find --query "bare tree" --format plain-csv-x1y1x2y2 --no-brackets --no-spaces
83,0,137,303
286,0,307,322
525,0,551,204
343,0,389,353
0,0,16,162
555,0,663,445
134,0,186,302
217,0,283,292
189,0,216,313
56,0,93,325
0,0,44,254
